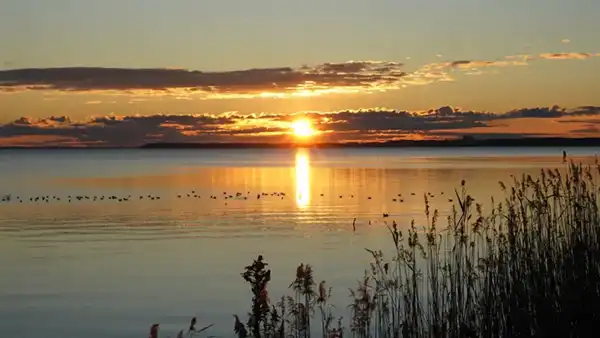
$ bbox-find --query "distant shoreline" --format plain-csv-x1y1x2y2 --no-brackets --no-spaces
2,137,600,150
140,138,600,149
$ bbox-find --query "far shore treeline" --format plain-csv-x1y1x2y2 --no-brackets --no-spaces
2,137,600,150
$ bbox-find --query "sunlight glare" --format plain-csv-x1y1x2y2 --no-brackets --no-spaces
295,149,310,208
291,119,315,138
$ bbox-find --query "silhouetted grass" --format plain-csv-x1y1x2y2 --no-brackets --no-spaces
233,156,600,338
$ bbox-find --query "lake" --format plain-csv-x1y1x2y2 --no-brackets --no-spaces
0,147,597,338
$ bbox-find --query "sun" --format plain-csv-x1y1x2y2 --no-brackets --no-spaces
291,119,315,138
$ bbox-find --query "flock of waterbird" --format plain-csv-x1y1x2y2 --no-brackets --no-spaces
0,189,454,205
0,189,457,232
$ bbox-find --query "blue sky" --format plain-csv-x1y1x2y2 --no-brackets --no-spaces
0,0,599,145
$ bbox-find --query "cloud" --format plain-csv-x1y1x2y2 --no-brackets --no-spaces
0,62,406,99
449,59,529,69
539,52,593,60
85,100,117,105
1,50,597,98
0,135,84,147
2,105,600,147
413,56,531,82
561,39,571,44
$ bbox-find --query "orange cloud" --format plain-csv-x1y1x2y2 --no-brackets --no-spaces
539,52,593,60
436,115,600,138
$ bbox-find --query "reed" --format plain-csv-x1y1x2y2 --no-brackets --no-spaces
230,156,600,337
146,155,598,337
148,157,599,337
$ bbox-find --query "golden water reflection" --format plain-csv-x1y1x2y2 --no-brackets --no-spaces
295,149,310,208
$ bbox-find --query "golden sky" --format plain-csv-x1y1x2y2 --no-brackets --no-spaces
1,1,600,146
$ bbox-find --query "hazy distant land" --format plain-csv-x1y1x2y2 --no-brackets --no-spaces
141,137,600,149
2,137,600,149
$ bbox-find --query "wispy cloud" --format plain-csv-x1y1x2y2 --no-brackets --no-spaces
423,58,529,71
85,100,117,105
2,106,599,147
0,50,597,99
539,52,593,60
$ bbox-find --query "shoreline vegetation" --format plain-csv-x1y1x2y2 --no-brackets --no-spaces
151,153,600,338
3,137,600,150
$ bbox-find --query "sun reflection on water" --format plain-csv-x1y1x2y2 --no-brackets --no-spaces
295,149,310,208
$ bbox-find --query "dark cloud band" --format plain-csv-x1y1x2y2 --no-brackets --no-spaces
1,106,599,147
0,61,406,97
1,52,596,97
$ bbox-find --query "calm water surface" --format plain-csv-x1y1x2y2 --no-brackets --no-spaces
0,147,597,338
